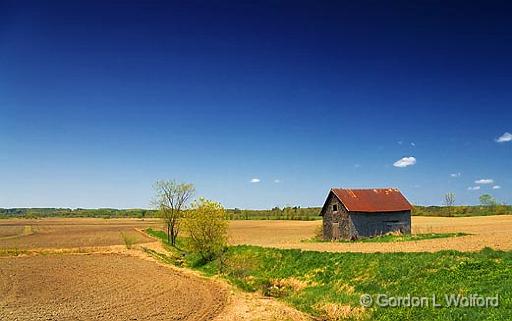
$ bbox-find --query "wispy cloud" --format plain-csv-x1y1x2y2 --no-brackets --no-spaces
496,132,512,143
468,186,481,191
250,178,261,183
397,140,403,145
493,185,501,190
410,142,416,147
475,178,494,184
393,156,416,168
273,179,281,183
450,172,461,177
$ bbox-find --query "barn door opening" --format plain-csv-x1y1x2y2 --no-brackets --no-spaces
332,223,340,240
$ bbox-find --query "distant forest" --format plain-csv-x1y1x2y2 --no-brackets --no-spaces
1,205,511,219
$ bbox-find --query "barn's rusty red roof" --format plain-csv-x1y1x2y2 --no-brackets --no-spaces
329,188,412,213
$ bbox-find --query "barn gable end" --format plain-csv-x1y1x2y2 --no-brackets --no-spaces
320,188,412,240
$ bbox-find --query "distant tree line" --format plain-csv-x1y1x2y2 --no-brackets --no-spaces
411,205,511,217
1,204,511,219
0,208,156,218
0,206,323,220
225,206,322,221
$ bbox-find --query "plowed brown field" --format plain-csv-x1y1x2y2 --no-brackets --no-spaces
0,218,160,249
0,254,227,321
0,218,310,321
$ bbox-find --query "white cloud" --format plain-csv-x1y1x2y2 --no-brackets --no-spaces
250,178,261,183
411,142,416,147
496,132,512,143
450,172,461,177
493,185,501,190
468,186,481,191
393,156,416,168
475,178,494,184
273,179,281,183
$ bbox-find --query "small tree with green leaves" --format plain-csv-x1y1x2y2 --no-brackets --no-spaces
152,180,195,246
183,198,228,262
479,194,497,207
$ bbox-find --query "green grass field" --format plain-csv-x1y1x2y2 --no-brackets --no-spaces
145,228,512,320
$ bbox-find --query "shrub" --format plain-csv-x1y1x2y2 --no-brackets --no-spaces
183,198,228,263
120,232,137,249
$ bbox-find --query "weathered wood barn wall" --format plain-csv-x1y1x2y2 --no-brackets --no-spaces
321,188,412,240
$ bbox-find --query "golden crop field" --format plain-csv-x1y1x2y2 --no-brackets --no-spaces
228,215,512,252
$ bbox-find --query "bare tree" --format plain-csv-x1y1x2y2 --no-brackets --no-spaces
444,192,455,207
153,180,195,246
444,192,455,217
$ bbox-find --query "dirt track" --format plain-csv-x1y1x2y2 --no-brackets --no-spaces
0,254,226,321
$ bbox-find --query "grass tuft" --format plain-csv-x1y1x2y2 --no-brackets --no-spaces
120,232,137,249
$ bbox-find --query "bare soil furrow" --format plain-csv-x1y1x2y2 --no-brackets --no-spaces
0,254,227,321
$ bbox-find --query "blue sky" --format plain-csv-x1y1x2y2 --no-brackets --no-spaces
1,0,511,209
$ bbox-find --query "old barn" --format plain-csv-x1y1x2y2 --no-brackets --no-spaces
320,188,412,240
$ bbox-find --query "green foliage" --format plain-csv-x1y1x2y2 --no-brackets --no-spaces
145,227,168,241
0,208,155,218
183,198,228,263
145,228,190,266
305,232,469,243
225,206,322,221
145,227,511,320
411,205,512,217
1,204,511,219
196,246,512,321
479,194,498,207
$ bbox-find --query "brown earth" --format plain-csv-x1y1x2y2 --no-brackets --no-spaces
0,218,311,321
228,215,512,252
0,253,227,321
0,218,160,249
